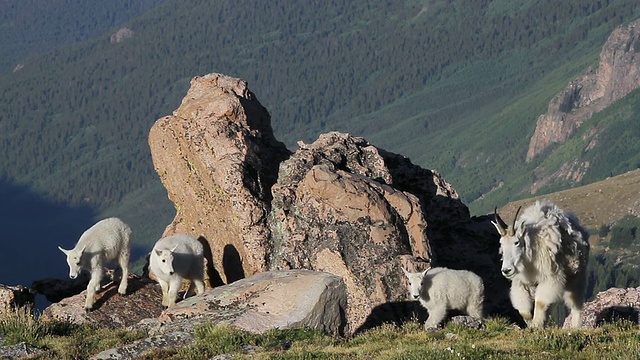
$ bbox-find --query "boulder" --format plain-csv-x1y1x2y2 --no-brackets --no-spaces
148,73,291,283
40,275,164,328
266,132,505,334
564,286,640,328
159,270,347,336
91,331,194,360
0,284,36,315
0,342,45,359
92,271,344,359
147,74,511,335
32,273,91,303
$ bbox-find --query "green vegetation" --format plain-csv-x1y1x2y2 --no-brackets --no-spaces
588,252,640,299
0,307,146,358
0,0,164,73
102,320,640,359
4,311,640,359
2,1,640,252
608,215,640,250
0,306,51,345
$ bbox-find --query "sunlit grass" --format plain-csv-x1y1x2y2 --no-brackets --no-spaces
2,310,640,359
0,306,50,345
0,306,148,359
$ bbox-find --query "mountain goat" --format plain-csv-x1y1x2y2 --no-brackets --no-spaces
493,200,590,328
58,217,131,311
402,266,484,329
149,234,205,308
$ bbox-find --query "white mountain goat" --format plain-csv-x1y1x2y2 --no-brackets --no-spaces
402,266,484,329
149,234,205,308
493,200,590,328
58,217,131,311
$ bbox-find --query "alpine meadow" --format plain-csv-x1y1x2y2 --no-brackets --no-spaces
2,0,640,287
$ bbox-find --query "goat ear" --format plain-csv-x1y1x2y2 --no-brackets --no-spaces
154,249,162,257
58,246,69,255
421,268,430,277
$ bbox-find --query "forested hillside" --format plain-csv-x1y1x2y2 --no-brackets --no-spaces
1,0,640,277
0,0,165,73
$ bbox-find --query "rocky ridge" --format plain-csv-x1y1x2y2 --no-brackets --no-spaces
147,73,511,334
2,71,637,358
527,19,640,163
148,73,290,283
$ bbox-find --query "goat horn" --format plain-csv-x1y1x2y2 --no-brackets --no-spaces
509,206,522,236
493,207,508,235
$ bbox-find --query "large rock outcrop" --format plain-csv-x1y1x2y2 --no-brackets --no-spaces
147,73,511,335
527,19,640,162
148,73,291,283
266,132,505,334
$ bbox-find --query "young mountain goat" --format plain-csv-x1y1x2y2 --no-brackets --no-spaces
149,234,205,308
402,266,484,329
58,217,131,311
493,200,590,328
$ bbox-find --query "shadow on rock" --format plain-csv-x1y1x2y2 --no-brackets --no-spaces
40,275,164,329
223,244,245,283
353,301,427,335
198,236,224,287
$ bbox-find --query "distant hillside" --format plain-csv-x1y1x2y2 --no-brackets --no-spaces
494,169,640,297
495,168,640,233
2,0,640,259
496,168,640,274
0,0,165,73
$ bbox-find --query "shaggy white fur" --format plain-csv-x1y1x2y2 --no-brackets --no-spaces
493,200,590,328
402,266,484,329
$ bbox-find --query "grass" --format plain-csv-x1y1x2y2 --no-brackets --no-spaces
0,306,147,359
493,169,640,255
175,319,640,360
0,306,51,345
4,307,640,359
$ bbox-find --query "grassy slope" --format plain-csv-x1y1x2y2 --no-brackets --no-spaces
495,168,640,263
5,313,640,359
1,1,640,259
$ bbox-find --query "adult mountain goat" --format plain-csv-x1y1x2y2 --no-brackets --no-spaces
493,200,590,328
58,217,131,311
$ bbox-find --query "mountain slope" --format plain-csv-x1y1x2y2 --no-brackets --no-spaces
0,0,165,73
1,0,640,254
496,169,640,234
495,169,640,297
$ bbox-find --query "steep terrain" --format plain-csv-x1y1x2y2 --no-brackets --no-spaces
1,1,640,272
0,0,165,73
493,168,640,299
526,19,640,162
497,169,640,232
